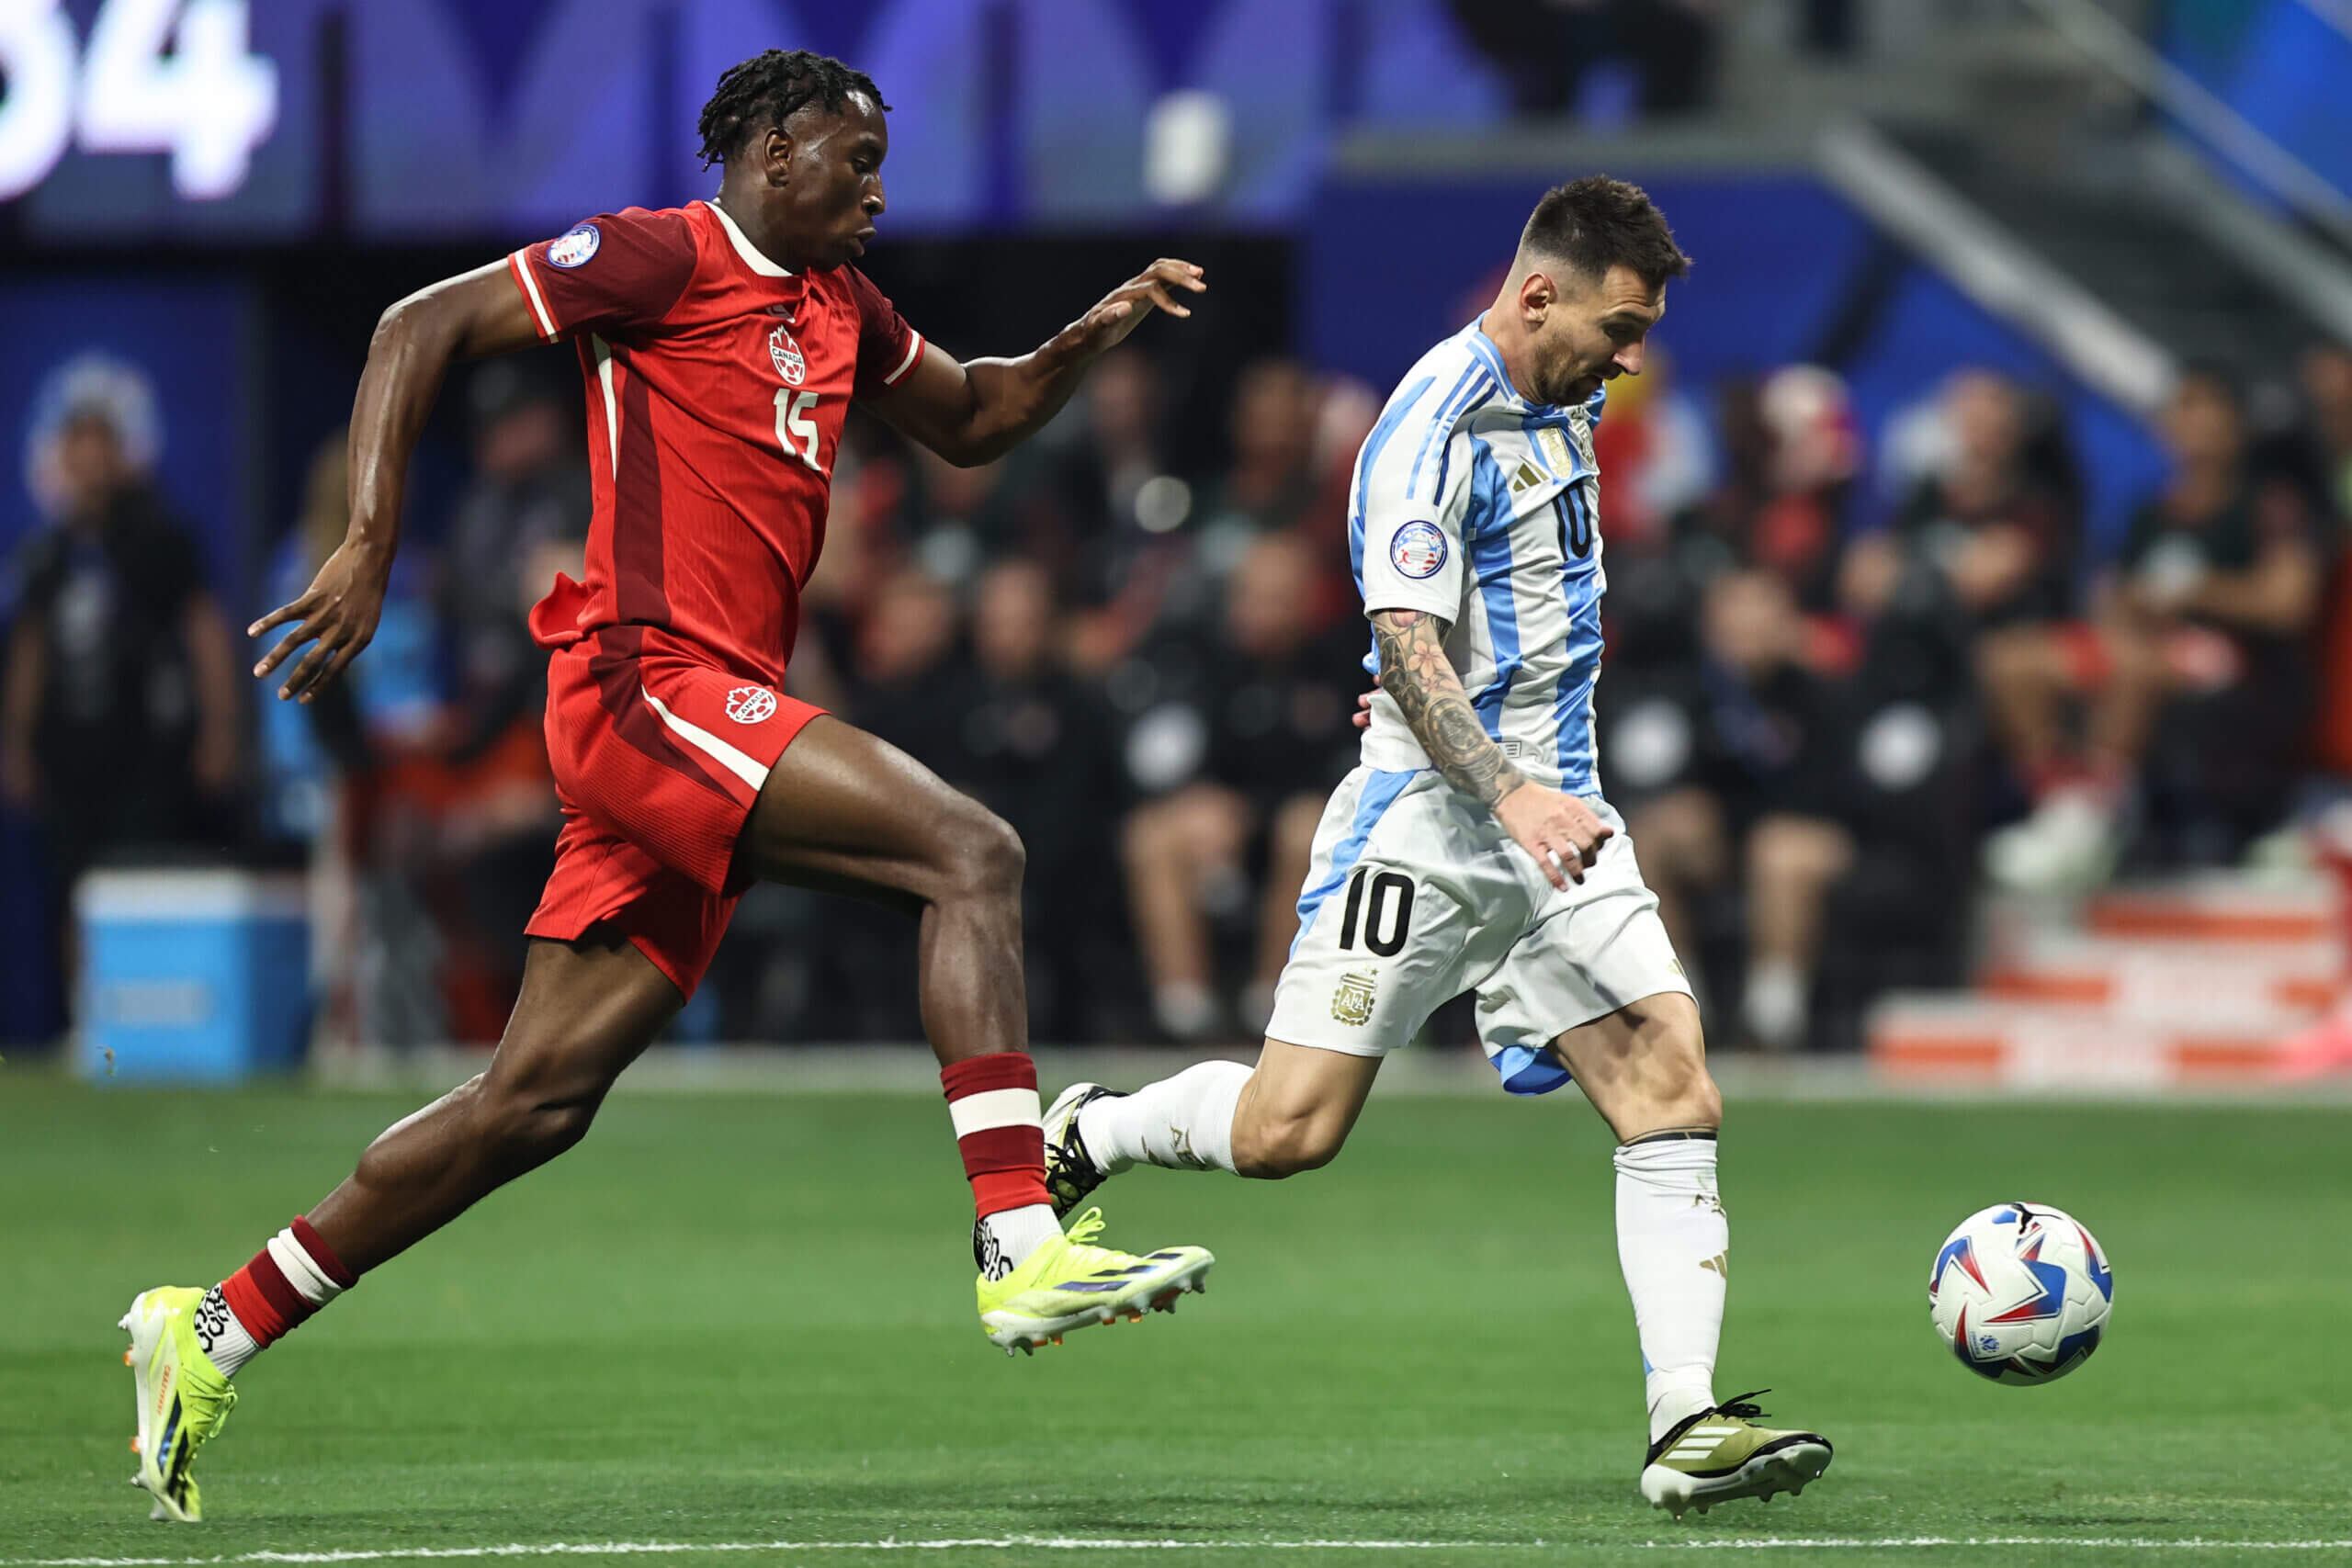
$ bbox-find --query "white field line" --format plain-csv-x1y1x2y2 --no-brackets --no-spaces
11,1536,2352,1563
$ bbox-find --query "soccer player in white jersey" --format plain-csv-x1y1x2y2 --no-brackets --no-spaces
1046,177,1831,1517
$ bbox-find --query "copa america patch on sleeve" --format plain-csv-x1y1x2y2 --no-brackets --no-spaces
548,224,602,267
1390,521,1448,579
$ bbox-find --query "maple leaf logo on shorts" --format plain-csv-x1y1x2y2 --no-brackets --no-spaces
726,686,778,724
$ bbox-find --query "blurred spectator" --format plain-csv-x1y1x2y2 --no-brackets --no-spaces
2301,340,2352,524
1841,369,2082,765
848,564,966,755
2,380,241,1011
414,365,589,1032
1044,350,1196,671
257,432,448,1048
441,363,589,762
1120,531,1360,1040
1065,349,1170,536
820,566,967,1038
903,443,1021,576
2298,342,2352,775
1675,367,1860,613
1591,342,1716,551
949,558,1126,1039
1758,366,1865,607
1192,358,1323,560
1846,370,2081,634
1612,570,1857,1050
257,433,440,840
1983,366,2323,888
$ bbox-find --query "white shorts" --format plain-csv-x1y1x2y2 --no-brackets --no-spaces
1266,766,1692,1095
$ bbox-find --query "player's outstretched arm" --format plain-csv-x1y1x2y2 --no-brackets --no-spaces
1369,607,1611,888
251,262,544,703
870,258,1205,468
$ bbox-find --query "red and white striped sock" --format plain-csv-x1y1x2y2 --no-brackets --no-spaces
200,1215,357,1379
940,1053,1060,1279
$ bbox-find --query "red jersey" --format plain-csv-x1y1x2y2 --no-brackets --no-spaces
506,198,926,685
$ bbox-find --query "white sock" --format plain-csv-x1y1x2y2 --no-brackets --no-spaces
1614,1133,1727,1443
978,1203,1062,1275
194,1286,261,1377
1079,1059,1250,1175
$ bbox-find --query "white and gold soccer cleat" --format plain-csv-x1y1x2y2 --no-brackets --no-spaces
1639,1390,1832,1518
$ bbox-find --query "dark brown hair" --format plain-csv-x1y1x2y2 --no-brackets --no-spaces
1521,175,1691,290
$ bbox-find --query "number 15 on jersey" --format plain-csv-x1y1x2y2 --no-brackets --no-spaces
775,389,822,473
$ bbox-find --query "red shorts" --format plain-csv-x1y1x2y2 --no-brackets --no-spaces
526,632,824,997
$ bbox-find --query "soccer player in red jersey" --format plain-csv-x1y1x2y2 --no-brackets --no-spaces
115,52,1212,1522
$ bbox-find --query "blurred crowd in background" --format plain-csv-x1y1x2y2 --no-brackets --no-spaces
10,328,2352,1055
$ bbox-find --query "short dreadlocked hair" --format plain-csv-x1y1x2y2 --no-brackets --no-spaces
695,50,888,169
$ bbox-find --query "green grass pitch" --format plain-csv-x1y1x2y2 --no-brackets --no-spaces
3,1074,2346,1566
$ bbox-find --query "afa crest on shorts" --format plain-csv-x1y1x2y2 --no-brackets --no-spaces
548,224,601,268
768,324,806,386
726,685,778,724
1391,520,1448,580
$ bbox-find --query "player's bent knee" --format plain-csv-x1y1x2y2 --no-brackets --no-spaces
937,803,1026,900
1657,1026,1723,1125
1593,998,1723,1138
1681,1066,1725,1132
1232,1110,1348,1179
1623,1059,1722,1140
471,1051,624,1174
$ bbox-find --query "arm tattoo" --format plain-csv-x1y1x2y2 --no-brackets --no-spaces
1371,608,1525,810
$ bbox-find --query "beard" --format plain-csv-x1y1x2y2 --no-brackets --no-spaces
1544,366,1600,406
1533,344,1602,406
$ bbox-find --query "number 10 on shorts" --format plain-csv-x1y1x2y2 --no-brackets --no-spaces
1338,867,1414,956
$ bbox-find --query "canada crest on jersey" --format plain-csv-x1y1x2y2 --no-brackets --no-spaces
768,323,806,387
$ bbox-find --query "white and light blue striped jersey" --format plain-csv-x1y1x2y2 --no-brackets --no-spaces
1349,317,1610,796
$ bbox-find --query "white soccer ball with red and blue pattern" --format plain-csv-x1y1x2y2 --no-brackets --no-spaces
1927,1201,2112,1385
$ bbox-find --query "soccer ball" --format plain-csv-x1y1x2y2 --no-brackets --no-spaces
1927,1201,2112,1384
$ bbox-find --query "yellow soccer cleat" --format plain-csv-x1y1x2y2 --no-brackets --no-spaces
976,1206,1213,1356
119,1288,239,1522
